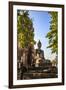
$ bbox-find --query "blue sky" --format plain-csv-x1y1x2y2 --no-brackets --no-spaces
29,10,56,60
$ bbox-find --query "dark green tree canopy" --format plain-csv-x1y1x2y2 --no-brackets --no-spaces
17,10,36,48
46,12,58,54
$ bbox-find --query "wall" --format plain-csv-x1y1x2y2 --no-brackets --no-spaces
0,0,66,90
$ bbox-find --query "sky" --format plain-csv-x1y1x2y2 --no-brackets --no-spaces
29,10,56,60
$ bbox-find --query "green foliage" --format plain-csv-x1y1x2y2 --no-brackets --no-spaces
17,10,35,48
46,12,58,53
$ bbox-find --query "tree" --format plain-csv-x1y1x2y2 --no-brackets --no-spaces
17,10,35,48
46,12,58,54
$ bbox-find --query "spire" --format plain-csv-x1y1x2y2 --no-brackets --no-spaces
37,40,42,49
